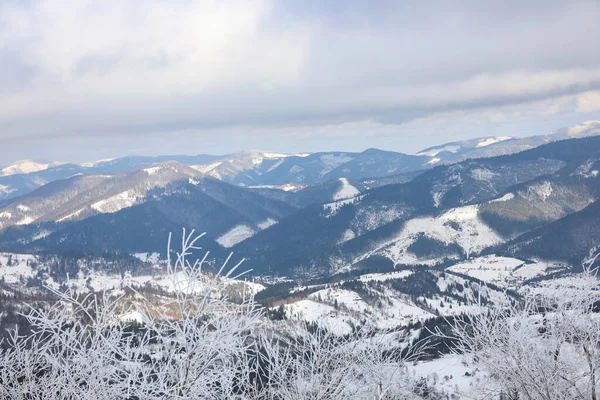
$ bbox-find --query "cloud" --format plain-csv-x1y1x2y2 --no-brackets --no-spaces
576,91,600,113
0,0,599,161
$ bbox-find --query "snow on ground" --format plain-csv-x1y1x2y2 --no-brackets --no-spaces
133,252,161,264
0,253,38,284
416,145,461,157
408,354,481,399
143,166,161,175
31,230,51,241
519,180,553,201
0,160,65,176
57,208,85,222
475,136,513,148
190,162,222,174
333,178,361,201
0,251,264,298
278,183,305,191
15,217,34,225
352,204,408,233
323,195,364,216
284,286,433,335
338,229,356,244
358,270,414,283
80,158,116,167
447,255,551,289
119,310,144,324
470,167,498,181
351,204,502,268
573,160,600,178
91,190,139,213
257,218,277,230
247,183,306,192
45,266,266,296
489,192,515,203
427,157,441,165
216,225,256,248
284,300,354,334
319,154,354,177
0,184,16,196
524,272,592,299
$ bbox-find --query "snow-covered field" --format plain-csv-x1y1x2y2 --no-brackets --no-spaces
408,355,483,399
333,178,360,201
91,190,140,214
475,136,512,148
447,255,552,289
0,247,587,398
216,225,256,247
0,160,66,176
358,270,414,282
0,253,39,284
349,204,502,268
323,194,364,216
284,286,433,335
416,145,460,157
0,252,264,297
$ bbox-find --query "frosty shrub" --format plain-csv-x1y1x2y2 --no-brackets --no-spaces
445,260,600,400
0,229,423,399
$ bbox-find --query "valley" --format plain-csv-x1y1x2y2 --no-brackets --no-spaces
1,121,600,399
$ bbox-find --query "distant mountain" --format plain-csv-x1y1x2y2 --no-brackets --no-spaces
479,155,600,238
1,122,599,277
248,179,353,209
1,121,598,203
0,155,222,202
191,149,430,186
496,198,600,266
0,162,204,231
0,173,296,256
0,160,68,177
234,135,600,277
0,150,431,202
416,120,600,164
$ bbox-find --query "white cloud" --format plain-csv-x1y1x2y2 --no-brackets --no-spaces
0,0,599,160
576,91,600,113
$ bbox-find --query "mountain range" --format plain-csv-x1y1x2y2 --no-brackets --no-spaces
0,120,599,279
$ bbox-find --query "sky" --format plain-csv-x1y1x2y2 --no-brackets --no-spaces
1,0,600,164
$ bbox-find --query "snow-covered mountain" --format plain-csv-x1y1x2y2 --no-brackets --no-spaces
416,120,600,164
0,160,68,177
189,148,430,186
0,172,297,258
0,122,599,279
0,149,431,202
1,121,598,204
234,135,600,277
0,162,204,231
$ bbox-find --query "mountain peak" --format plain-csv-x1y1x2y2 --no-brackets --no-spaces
0,160,66,177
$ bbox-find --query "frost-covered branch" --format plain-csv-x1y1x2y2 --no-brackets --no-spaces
442,264,600,400
0,228,425,399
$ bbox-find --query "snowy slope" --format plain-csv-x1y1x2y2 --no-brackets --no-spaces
283,286,433,335
475,136,513,148
216,225,256,248
0,160,66,177
350,204,503,268
0,253,39,284
0,252,264,297
447,255,557,289
333,178,361,200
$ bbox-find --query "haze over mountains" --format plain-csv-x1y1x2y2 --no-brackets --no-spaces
0,120,599,280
